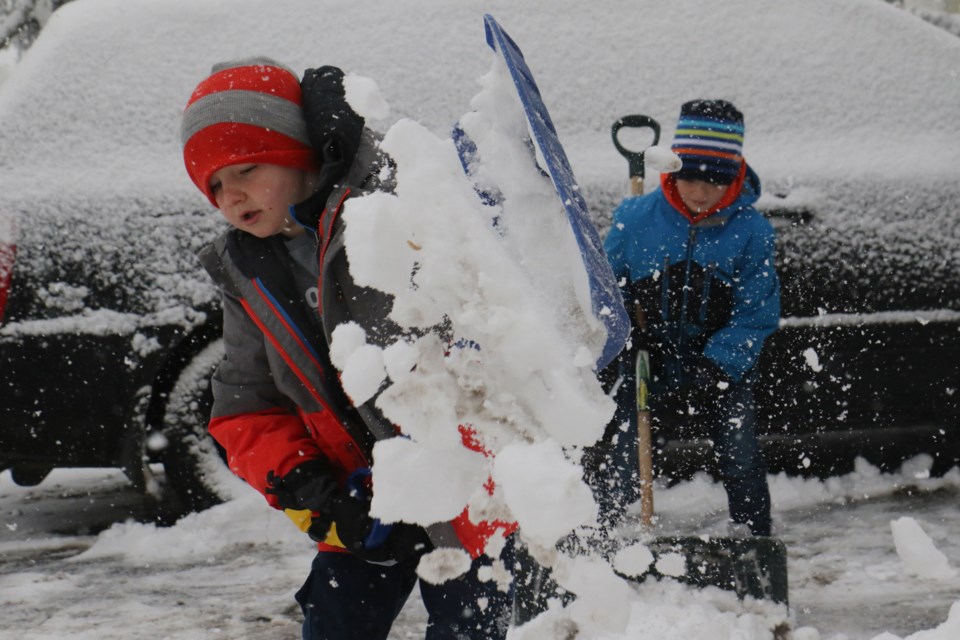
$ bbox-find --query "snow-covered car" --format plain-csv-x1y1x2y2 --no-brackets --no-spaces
0,0,957,513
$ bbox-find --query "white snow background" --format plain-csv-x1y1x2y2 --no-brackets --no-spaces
0,0,958,639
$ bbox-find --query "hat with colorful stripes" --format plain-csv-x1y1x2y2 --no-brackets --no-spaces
181,57,316,207
671,99,744,185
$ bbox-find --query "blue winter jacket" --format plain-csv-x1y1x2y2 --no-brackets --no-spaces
604,166,780,386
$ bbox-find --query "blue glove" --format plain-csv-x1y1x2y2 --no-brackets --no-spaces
344,468,393,549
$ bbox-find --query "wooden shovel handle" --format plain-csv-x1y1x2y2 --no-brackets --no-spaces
636,349,654,529
634,305,655,529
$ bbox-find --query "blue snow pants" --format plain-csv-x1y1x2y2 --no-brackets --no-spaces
654,373,772,536
295,535,515,640
592,369,771,536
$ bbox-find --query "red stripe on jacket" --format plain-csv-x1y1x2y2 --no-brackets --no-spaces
207,296,370,511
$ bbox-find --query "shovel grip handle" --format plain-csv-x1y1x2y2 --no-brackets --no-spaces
612,115,662,188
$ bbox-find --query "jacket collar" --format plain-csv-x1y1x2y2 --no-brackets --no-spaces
661,162,761,225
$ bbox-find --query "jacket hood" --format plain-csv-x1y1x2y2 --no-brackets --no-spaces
290,128,385,231
712,163,762,221
660,163,762,226
732,164,761,211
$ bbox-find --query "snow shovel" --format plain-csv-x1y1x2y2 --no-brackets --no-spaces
613,116,790,606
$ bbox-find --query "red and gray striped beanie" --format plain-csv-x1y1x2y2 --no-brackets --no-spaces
181,57,316,207
671,99,745,185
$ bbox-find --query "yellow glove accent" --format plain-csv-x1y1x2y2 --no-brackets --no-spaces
284,508,314,533
283,508,346,548
326,522,345,548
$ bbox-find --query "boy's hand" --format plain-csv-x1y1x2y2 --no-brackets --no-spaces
265,457,339,513
329,494,433,563
268,461,433,562
695,356,731,391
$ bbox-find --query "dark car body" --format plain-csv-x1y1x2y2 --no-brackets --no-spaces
727,191,958,477
0,198,227,511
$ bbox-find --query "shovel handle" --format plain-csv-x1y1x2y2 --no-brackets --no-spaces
636,350,655,530
634,305,655,530
611,115,661,196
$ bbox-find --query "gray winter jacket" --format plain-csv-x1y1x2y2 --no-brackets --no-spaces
197,131,486,555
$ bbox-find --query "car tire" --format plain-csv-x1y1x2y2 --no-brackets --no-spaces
156,338,245,517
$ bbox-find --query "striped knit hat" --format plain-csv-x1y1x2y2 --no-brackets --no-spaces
671,100,744,185
181,57,315,207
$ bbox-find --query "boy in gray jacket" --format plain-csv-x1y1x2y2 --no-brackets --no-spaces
182,57,513,640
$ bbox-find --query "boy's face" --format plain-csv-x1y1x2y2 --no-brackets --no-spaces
675,178,728,214
209,163,313,238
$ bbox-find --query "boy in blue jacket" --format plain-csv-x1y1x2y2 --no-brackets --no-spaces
604,100,780,536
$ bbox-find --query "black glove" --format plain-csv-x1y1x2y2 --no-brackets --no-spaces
265,458,339,512
688,355,732,396
265,458,340,541
294,66,366,228
267,460,432,562
300,66,364,161
328,493,433,564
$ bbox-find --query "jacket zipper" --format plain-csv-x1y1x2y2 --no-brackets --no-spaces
699,262,716,323
676,225,699,351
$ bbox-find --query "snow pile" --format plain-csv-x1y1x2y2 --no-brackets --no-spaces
32,457,958,639
72,490,306,564
870,602,960,640
891,517,958,581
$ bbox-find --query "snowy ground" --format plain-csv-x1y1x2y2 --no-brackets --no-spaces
1,458,958,640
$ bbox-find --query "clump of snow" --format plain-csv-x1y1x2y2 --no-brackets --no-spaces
613,542,655,578
803,347,823,372
644,145,682,174
494,441,598,550
340,62,615,555
370,436,488,526
339,344,387,405
416,547,473,585
655,552,688,579
891,517,958,581
344,73,390,121
552,554,635,636
328,321,367,369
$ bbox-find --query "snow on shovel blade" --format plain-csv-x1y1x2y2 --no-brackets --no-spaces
643,536,789,605
511,535,789,628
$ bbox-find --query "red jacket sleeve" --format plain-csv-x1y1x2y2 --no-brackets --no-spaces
209,410,326,508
